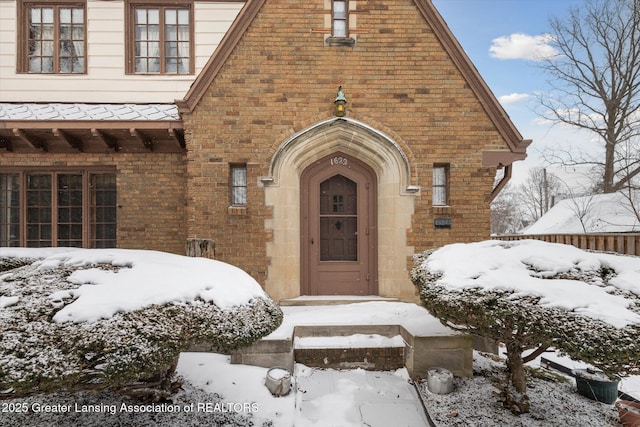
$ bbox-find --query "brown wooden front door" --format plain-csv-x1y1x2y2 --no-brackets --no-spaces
301,153,377,295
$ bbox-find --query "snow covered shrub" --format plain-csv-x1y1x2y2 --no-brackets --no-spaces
0,249,283,400
412,240,640,414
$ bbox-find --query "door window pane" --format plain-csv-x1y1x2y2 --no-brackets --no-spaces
319,175,357,261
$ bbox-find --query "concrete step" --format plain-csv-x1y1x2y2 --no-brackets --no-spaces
279,296,399,306
229,303,474,378
294,334,406,370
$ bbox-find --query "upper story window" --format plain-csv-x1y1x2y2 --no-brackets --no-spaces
126,2,193,75
18,2,86,74
332,0,348,38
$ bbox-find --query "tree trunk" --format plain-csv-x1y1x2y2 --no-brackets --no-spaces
503,341,531,414
603,138,616,193
505,344,526,393
186,238,215,259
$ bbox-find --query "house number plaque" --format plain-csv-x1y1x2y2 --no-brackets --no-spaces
330,156,348,166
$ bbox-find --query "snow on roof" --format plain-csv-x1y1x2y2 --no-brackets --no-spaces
0,248,267,323
422,239,640,328
523,192,640,234
0,103,180,121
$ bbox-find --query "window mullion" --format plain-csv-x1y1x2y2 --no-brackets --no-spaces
51,172,58,246
161,7,169,74
19,172,27,247
52,5,60,74
82,171,89,247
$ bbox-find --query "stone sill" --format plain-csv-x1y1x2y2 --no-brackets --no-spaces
228,206,248,216
325,37,356,47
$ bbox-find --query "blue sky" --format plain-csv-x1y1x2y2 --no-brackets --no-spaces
431,0,589,184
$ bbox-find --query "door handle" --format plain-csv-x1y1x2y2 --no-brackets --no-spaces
311,238,314,245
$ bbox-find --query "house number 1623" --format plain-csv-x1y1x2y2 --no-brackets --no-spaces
330,156,348,166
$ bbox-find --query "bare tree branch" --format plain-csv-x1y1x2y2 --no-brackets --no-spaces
537,0,640,193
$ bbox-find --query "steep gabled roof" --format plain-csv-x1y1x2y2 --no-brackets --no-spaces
176,0,266,113
176,0,531,155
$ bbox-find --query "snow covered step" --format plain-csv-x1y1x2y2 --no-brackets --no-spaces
293,333,406,371
279,295,399,306
294,334,405,349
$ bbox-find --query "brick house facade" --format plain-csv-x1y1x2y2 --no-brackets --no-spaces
0,0,529,302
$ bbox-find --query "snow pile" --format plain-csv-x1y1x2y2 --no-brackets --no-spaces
421,239,640,328
412,239,640,379
0,248,282,399
524,192,640,234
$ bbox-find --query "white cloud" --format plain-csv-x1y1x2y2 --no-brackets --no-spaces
489,33,558,61
532,116,553,126
498,93,530,105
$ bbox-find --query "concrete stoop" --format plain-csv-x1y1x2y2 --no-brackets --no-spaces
230,323,473,378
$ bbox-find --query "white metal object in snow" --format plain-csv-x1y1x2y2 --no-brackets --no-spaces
427,367,454,394
265,367,292,397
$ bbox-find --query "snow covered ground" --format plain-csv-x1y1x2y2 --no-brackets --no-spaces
0,349,632,427
1,243,639,426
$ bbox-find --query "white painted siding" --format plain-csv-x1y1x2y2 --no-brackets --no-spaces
0,1,243,103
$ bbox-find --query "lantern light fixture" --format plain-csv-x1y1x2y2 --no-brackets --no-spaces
334,86,347,117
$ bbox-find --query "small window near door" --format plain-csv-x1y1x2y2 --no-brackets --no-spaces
432,164,449,206
230,165,247,206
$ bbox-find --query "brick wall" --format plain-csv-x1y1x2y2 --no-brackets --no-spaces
183,0,509,283
0,152,187,254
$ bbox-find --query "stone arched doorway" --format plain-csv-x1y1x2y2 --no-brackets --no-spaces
263,117,417,302
300,152,378,295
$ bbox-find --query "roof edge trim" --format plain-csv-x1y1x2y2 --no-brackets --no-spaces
413,0,529,153
177,0,267,113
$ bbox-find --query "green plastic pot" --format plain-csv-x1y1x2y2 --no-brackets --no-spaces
574,369,619,404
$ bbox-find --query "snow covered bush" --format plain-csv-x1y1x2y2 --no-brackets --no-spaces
412,240,640,414
0,249,283,400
